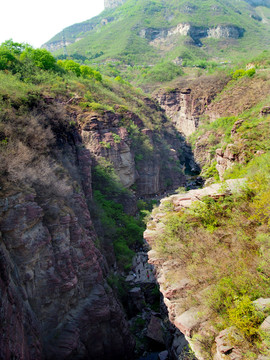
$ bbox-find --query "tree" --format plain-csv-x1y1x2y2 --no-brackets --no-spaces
57,59,81,76
21,48,57,70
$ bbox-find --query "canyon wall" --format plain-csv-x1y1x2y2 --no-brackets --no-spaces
0,109,135,359
155,75,229,137
0,94,190,359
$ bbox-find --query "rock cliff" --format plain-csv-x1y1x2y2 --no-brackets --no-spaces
0,91,191,358
155,75,229,136
140,23,245,47
0,103,136,359
104,0,127,9
144,179,270,360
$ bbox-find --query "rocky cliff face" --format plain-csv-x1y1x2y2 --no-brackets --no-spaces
0,92,191,359
104,0,127,9
143,179,266,360
76,100,188,196
155,75,229,136
0,104,136,359
140,23,244,47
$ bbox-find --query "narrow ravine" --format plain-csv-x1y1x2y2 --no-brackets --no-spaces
124,249,191,360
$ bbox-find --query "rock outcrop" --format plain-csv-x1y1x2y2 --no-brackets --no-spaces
155,76,229,136
140,23,244,47
144,179,249,360
77,104,188,196
104,0,127,9
0,128,135,359
0,90,192,358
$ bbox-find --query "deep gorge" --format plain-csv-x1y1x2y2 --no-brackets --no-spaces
0,83,200,359
0,42,270,360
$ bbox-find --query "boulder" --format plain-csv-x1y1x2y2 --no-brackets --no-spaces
174,308,203,337
260,316,270,333
253,298,270,312
147,315,164,344
215,328,242,360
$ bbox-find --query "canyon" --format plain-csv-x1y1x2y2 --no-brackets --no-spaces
1,36,270,360
0,88,197,359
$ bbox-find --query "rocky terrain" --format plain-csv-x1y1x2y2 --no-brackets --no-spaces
0,78,194,358
155,75,229,136
144,179,270,360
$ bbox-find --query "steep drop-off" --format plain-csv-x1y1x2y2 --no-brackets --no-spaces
0,53,196,358
144,58,270,360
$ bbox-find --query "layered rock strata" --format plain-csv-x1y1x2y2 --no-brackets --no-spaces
0,133,135,360
155,76,228,136
0,93,190,358
140,23,244,47
144,179,249,360
77,105,187,196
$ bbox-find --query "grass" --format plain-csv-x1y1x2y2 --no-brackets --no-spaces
148,161,270,356
44,0,270,88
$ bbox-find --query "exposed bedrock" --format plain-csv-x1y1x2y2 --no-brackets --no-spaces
79,106,188,196
0,187,134,360
139,23,245,47
155,75,229,137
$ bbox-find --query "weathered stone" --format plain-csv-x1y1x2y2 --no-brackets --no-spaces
147,315,165,344
253,298,270,312
158,350,169,360
129,287,146,312
260,316,270,332
215,328,242,360
174,308,203,337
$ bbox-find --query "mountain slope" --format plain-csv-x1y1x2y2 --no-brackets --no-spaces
43,0,270,87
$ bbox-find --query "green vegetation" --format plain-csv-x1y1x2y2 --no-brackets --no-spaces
91,159,144,270
189,63,270,181
150,160,270,355
0,40,180,272
147,57,270,358
44,0,270,88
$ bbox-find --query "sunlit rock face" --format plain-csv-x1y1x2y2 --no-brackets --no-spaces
104,0,127,9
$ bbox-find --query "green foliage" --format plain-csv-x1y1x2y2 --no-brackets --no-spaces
232,68,256,80
21,48,57,70
228,296,264,340
201,161,219,180
92,159,144,270
44,0,270,88
112,133,121,143
100,141,111,149
144,62,184,83
232,69,246,79
107,273,130,300
246,68,256,77
57,59,81,76
0,50,17,71
80,65,102,81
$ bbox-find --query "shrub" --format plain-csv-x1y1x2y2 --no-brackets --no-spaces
228,296,264,340
57,59,81,76
246,68,256,77
232,69,246,79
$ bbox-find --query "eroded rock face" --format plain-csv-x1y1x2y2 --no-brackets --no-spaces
156,76,228,136
0,106,137,359
0,188,135,360
79,108,187,196
140,23,244,47
144,180,248,360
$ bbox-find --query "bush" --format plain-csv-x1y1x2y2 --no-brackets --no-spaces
228,296,264,340
21,48,57,71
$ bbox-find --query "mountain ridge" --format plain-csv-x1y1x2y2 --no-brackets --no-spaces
43,0,270,88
